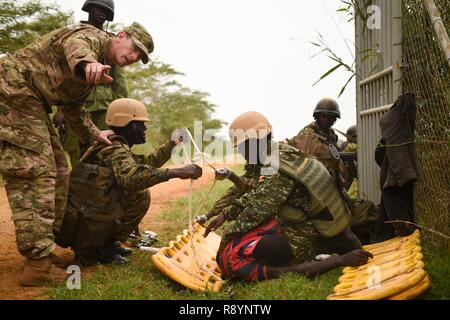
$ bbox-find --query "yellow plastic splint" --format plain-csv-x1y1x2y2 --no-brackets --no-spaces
328,230,430,300
151,223,223,292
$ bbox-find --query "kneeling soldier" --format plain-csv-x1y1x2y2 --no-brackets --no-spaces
56,98,202,265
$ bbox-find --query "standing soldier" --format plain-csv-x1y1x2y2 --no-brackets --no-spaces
342,125,357,152
53,0,129,166
341,125,358,197
289,98,351,189
0,21,153,286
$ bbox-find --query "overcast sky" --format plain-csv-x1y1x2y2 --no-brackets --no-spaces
49,0,356,141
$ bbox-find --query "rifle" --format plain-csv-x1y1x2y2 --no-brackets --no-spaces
57,121,67,145
339,152,357,180
331,170,356,216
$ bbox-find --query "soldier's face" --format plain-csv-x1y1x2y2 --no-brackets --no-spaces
123,121,147,145
111,32,143,66
316,114,337,130
237,138,269,164
88,5,109,27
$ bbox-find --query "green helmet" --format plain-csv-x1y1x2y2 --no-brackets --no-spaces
347,125,357,138
313,98,341,119
82,0,115,21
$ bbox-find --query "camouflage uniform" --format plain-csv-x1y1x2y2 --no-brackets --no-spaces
63,58,129,166
221,145,320,264
57,138,174,260
290,121,351,189
208,164,261,217
96,139,174,241
342,142,358,199
0,24,112,259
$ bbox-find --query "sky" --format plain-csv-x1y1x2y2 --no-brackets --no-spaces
49,0,356,141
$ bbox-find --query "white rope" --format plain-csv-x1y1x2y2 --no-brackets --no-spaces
180,129,224,286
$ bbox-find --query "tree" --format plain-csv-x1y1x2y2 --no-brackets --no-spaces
0,0,72,54
125,61,225,153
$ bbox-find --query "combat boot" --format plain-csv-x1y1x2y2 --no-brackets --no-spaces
19,256,68,287
49,253,70,269
110,242,133,256
97,247,129,266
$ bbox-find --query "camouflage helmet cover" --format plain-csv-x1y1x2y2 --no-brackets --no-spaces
122,22,154,64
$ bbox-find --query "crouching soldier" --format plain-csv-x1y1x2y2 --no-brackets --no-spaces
56,98,202,265
207,111,363,270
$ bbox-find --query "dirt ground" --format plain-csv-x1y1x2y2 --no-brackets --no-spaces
0,165,223,300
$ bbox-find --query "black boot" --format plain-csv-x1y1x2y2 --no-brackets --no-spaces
111,242,133,256
97,247,129,265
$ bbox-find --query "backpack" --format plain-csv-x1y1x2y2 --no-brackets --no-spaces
56,136,128,256
275,144,352,238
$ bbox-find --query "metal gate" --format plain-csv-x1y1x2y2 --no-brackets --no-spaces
355,0,403,204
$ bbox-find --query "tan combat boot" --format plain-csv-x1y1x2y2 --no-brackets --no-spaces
19,256,68,287
48,253,70,269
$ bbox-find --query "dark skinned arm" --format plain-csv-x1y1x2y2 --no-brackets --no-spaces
266,249,373,279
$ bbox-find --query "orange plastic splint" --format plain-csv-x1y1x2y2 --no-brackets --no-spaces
151,223,223,292
328,230,430,300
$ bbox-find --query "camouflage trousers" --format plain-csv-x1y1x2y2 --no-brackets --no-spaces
280,219,320,264
57,188,150,258
117,189,151,241
0,114,69,259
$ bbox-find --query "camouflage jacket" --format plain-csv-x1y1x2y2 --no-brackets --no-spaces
0,23,112,150
342,142,357,153
222,143,311,243
93,139,176,192
85,63,128,113
209,164,262,217
289,121,350,187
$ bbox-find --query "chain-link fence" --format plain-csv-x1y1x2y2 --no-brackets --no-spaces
402,0,450,250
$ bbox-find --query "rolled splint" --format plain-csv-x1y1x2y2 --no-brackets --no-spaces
151,223,223,292
328,230,430,300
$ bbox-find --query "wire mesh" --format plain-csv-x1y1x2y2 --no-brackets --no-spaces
402,0,450,250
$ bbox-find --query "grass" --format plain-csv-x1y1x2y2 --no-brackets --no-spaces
46,167,450,300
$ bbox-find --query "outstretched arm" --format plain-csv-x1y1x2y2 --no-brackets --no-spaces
266,249,373,279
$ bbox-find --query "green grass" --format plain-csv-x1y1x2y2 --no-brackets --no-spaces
46,167,450,300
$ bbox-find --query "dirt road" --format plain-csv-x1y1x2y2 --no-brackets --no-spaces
0,166,220,300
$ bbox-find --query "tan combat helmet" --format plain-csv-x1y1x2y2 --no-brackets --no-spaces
229,111,273,147
313,98,341,119
106,98,150,127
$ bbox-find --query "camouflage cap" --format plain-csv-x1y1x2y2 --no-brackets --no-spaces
123,22,154,64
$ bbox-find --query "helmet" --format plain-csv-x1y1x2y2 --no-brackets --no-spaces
106,98,150,127
346,125,357,138
82,0,115,21
313,98,341,119
229,111,272,147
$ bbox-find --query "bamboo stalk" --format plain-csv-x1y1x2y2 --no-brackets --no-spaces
422,0,450,68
